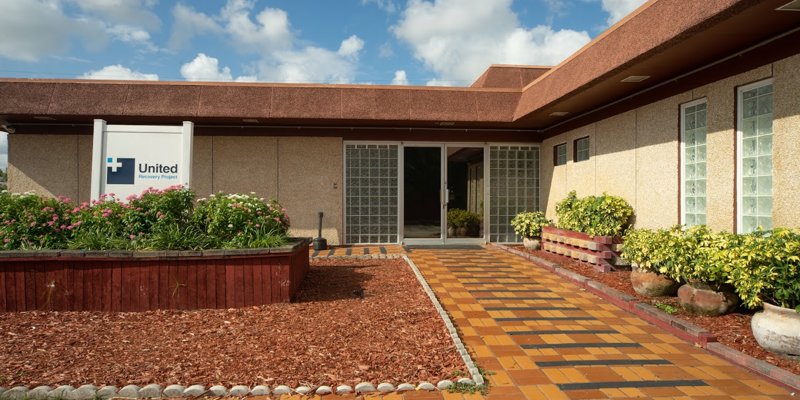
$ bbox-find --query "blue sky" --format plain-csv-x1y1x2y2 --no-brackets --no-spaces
0,0,648,169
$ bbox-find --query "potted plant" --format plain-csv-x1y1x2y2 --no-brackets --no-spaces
728,228,800,357
621,227,681,297
447,208,481,237
511,211,552,250
670,226,739,316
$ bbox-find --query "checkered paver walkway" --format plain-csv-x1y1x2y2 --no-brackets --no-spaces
298,245,794,399
406,247,795,399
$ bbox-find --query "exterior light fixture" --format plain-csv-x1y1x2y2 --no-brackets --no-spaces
242,118,259,123
621,75,650,83
549,111,569,117
33,116,56,121
437,121,455,126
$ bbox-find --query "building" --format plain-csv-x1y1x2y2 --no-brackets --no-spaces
1,0,799,245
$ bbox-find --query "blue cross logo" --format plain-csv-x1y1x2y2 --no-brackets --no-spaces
106,157,135,184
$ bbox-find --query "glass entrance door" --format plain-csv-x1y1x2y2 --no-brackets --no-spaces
403,146,443,240
446,146,485,241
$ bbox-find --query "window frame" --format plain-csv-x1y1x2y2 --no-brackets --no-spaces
736,78,774,234
679,98,708,227
553,142,567,166
573,136,590,163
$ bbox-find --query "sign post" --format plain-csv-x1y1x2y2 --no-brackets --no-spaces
90,119,193,200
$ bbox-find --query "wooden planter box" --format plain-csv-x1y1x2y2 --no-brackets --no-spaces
0,238,311,312
541,226,627,272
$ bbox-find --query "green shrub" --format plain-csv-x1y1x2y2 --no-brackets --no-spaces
510,211,552,239
447,208,481,230
727,228,800,311
623,225,800,311
555,191,633,237
68,195,132,250
0,191,73,249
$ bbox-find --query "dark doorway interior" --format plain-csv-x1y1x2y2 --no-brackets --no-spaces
403,147,441,238
447,147,484,239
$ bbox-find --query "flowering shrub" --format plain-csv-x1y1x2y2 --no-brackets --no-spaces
0,187,291,250
194,192,290,248
0,191,73,249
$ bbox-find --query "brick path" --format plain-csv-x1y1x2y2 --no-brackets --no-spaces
303,246,795,399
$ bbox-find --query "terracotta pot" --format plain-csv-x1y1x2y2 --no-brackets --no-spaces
456,227,468,237
523,237,541,250
677,283,739,316
751,302,800,357
447,227,456,237
630,266,680,297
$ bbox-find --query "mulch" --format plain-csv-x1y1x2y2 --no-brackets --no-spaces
514,246,800,377
0,258,465,388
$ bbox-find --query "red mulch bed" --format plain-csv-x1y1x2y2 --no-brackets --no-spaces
512,246,800,377
0,258,465,388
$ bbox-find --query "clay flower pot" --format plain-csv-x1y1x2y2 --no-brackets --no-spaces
677,283,739,316
523,237,541,250
751,302,800,357
630,266,680,297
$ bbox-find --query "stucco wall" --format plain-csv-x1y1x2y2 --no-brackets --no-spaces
8,134,81,201
541,56,799,231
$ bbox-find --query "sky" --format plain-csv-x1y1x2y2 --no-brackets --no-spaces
0,0,649,170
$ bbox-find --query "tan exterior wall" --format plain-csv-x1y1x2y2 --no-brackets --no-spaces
277,137,343,243
541,55,799,231
8,134,81,201
772,53,800,229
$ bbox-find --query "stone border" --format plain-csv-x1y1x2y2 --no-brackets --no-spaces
492,243,800,392
0,252,478,399
311,254,403,260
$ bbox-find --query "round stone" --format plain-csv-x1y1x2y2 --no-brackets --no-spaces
354,382,376,393
67,386,97,400
207,386,227,397
162,385,185,398
294,386,311,395
27,386,52,400
396,383,415,392
457,378,474,385
436,380,454,390
249,386,270,396
1,386,28,400
376,383,395,393
228,386,249,397
137,384,162,398
96,386,118,400
335,385,353,395
271,386,292,395
117,385,139,399
315,386,332,395
182,385,206,397
416,382,435,391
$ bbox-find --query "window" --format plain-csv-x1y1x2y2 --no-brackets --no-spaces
553,143,567,166
574,136,590,162
489,145,539,242
344,143,400,243
681,99,708,226
737,80,773,233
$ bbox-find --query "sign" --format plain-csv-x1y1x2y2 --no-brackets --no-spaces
90,119,193,200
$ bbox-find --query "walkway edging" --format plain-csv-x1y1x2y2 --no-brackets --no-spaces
402,255,485,387
491,243,800,392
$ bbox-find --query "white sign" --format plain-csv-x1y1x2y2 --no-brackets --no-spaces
90,119,193,200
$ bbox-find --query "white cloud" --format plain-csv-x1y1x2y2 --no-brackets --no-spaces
108,24,158,52
0,0,107,62
168,3,224,49
338,35,365,58
391,70,409,85
378,42,394,58
80,64,159,80
168,1,364,83
361,0,397,13
602,0,648,25
392,0,590,86
180,53,233,81
68,0,161,30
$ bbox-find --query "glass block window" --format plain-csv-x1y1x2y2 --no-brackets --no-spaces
554,143,567,166
574,136,590,162
681,100,707,226
738,81,773,233
489,145,539,242
344,143,399,243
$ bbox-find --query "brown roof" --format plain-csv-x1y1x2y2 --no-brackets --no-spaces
1,0,799,139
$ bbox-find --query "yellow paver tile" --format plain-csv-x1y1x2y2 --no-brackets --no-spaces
489,370,514,386
600,388,626,397
535,384,570,400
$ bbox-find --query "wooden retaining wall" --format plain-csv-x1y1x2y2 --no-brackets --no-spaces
541,226,627,272
0,239,310,312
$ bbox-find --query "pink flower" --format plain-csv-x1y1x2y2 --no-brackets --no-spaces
3,238,9,244
60,225,66,229
47,221,55,226
129,234,136,239
30,222,36,227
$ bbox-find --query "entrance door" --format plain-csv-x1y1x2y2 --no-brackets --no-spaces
445,146,485,242
402,146,444,242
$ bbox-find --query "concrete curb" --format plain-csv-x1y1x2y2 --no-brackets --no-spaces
491,242,800,392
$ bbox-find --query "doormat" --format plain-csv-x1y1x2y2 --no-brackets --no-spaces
403,245,485,252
